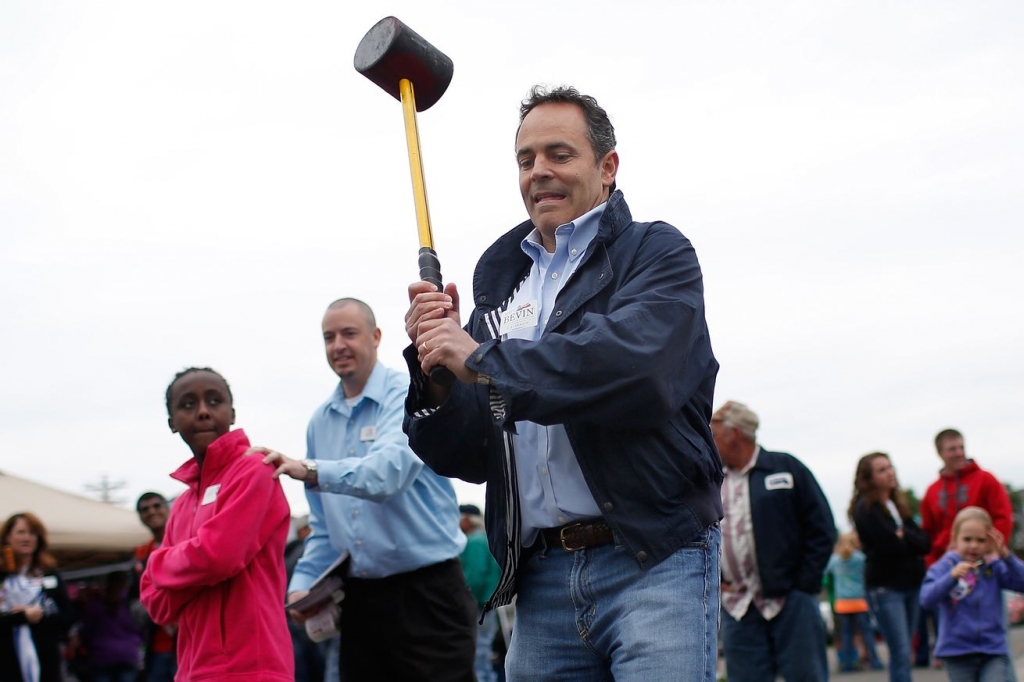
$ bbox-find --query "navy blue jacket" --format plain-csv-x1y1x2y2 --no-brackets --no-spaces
743,449,836,597
404,191,723,609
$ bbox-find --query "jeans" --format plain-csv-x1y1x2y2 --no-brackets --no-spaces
505,524,720,681
475,609,498,682
914,606,936,666
290,623,326,682
323,635,340,682
145,652,177,682
944,653,1010,682
720,589,829,681
837,611,882,670
867,587,919,682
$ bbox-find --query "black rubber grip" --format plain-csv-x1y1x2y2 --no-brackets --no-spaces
418,247,443,293
429,365,455,386
417,247,454,386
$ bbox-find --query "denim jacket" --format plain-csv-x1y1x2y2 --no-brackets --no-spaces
404,191,723,609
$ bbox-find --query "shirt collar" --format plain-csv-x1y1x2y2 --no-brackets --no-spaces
727,445,761,476
519,202,606,264
170,429,251,486
329,361,387,413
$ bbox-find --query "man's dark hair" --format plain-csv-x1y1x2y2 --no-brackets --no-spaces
519,85,617,170
164,367,233,416
458,504,482,517
136,491,167,513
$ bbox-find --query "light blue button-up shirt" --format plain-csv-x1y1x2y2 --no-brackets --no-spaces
506,203,605,545
289,361,465,588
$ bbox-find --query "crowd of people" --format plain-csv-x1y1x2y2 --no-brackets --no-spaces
709,402,1020,682
5,419,1017,682
1,84,1020,682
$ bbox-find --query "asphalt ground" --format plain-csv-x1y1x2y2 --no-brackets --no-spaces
827,624,1024,681
717,624,1024,680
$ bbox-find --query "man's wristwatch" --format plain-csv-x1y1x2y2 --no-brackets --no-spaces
300,459,318,485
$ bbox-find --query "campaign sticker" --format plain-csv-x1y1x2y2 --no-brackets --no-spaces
499,300,540,336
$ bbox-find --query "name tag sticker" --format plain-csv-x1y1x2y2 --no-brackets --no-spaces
359,426,377,441
498,299,540,336
41,576,58,590
765,473,794,491
202,484,221,505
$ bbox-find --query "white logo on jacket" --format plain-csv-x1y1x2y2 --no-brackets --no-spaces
764,473,794,491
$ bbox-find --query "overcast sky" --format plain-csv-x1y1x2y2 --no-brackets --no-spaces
2,1,1022,530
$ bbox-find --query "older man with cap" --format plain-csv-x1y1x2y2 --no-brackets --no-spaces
711,401,836,682
459,504,501,682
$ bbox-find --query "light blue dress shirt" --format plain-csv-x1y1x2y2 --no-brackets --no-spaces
289,361,465,588
505,203,605,545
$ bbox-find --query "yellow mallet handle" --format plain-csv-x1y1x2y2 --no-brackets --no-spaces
399,78,452,385
399,78,443,292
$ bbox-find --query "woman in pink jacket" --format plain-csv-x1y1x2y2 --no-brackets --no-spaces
141,367,293,682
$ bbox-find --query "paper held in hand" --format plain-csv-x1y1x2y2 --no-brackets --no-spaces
305,601,340,643
287,551,349,642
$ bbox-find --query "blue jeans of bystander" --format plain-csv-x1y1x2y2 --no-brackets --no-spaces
720,589,830,681
505,524,720,681
838,611,883,671
323,634,340,682
475,609,498,682
146,652,177,682
867,587,919,682
944,653,1010,682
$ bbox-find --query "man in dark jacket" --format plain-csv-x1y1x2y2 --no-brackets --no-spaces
712,400,836,681
404,85,723,681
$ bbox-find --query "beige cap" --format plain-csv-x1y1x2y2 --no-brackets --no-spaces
712,401,759,440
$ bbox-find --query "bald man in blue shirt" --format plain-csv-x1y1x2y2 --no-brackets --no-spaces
253,297,476,682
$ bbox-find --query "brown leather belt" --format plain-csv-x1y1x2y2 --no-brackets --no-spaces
540,520,614,552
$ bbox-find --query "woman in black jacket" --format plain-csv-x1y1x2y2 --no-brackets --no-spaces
849,451,931,682
0,512,73,682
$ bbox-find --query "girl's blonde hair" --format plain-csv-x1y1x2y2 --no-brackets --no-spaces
835,531,858,560
951,506,993,541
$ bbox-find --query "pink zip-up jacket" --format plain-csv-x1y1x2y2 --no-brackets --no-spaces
140,429,293,681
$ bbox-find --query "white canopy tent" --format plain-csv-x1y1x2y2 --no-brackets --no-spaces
0,470,150,552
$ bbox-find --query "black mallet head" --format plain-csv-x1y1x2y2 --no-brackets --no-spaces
353,17,454,112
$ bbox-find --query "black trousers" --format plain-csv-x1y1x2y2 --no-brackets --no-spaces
339,558,477,682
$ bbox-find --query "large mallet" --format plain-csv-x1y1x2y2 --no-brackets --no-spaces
355,17,455,384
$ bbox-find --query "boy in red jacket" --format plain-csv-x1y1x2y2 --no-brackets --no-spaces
141,367,293,682
920,428,1013,568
